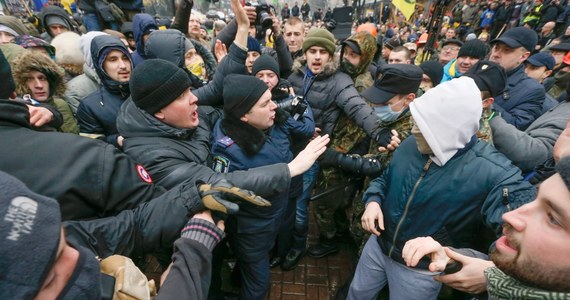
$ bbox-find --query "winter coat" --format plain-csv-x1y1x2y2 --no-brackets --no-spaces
288,57,382,139
63,63,101,114
39,6,76,41
76,35,131,146
131,14,157,67
495,4,514,22
363,136,536,269
492,64,545,130
117,98,292,195
292,5,300,16
491,100,570,173
11,50,79,134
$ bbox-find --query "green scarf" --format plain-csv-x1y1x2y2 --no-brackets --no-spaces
485,267,570,300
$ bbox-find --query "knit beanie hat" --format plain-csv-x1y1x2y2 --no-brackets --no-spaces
303,28,336,55
247,36,261,54
252,54,280,78
458,39,489,59
557,156,570,192
130,59,191,114
0,170,62,299
420,60,444,86
51,31,84,66
0,49,15,98
223,74,268,118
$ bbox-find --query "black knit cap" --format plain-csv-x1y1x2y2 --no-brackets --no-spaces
252,54,280,78
130,59,191,114
463,60,507,98
0,49,15,98
458,39,489,59
419,60,444,86
223,74,268,119
556,156,570,192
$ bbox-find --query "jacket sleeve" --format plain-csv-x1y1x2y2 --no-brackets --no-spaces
333,74,382,138
194,43,247,107
492,84,545,130
63,179,203,258
481,165,536,237
39,102,64,129
273,34,294,78
490,113,564,173
155,239,212,300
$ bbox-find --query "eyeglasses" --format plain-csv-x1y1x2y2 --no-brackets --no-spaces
442,46,460,51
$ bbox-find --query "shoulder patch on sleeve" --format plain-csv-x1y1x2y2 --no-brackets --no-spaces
212,156,230,173
217,136,235,148
136,165,153,183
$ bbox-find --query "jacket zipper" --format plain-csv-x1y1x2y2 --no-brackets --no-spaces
502,188,511,211
389,158,432,257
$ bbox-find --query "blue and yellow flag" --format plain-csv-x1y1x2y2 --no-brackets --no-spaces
392,0,416,20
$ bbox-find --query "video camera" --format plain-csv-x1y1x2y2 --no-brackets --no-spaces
276,96,308,121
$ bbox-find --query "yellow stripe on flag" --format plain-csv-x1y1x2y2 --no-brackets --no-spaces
392,0,416,20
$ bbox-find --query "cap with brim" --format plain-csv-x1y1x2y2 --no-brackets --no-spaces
526,52,555,70
362,85,396,104
549,43,570,53
46,16,68,28
341,40,360,54
490,27,537,52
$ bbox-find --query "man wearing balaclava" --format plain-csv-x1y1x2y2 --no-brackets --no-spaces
347,77,536,299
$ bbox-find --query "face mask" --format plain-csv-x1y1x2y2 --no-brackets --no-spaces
56,244,102,300
186,61,205,80
411,124,434,155
373,99,404,122
340,60,358,76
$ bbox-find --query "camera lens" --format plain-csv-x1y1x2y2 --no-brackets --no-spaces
259,11,272,28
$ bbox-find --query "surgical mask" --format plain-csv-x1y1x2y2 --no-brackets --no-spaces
57,243,102,300
186,61,205,80
373,102,403,123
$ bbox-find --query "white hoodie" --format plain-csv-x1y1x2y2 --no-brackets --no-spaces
409,76,482,166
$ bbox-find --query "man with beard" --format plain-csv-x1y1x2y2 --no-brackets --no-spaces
402,153,570,297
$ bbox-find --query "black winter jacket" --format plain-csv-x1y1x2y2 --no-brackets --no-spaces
117,99,292,195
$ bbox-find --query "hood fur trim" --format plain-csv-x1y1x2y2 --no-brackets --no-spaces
12,50,66,97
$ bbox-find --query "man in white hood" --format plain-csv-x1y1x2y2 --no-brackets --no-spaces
347,77,536,299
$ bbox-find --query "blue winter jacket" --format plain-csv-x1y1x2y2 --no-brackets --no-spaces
131,14,157,67
363,135,536,269
493,64,545,130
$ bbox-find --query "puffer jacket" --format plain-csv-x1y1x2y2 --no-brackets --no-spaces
492,64,545,130
288,57,381,138
11,50,79,134
131,13,157,67
363,136,536,269
77,35,131,146
117,98,291,196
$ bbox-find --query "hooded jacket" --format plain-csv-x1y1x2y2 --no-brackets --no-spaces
288,56,382,139
11,50,79,134
131,13,157,67
39,6,76,41
117,98,291,195
339,31,377,92
0,15,29,36
76,35,131,146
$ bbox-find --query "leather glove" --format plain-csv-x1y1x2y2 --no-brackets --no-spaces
374,127,393,148
318,147,342,167
198,179,271,215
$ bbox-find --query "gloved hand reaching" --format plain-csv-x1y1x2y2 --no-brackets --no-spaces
374,127,393,148
197,179,272,215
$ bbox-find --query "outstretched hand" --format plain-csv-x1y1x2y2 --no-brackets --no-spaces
378,130,401,153
288,134,329,177
402,236,449,271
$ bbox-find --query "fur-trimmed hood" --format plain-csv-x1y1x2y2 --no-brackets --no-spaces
291,56,339,81
11,50,66,98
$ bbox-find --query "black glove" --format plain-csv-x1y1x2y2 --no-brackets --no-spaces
198,179,271,215
336,154,383,177
374,127,393,148
318,147,342,167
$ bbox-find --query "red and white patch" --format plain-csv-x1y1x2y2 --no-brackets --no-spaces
136,165,153,183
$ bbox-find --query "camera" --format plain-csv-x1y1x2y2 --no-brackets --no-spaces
276,96,308,121
247,2,275,30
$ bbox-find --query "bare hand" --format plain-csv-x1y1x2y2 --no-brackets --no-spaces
288,134,329,176
554,118,570,163
434,247,494,294
214,39,227,63
311,127,322,140
361,202,384,236
27,105,54,127
117,136,124,147
271,15,281,36
192,210,225,231
243,5,257,25
378,130,401,153
402,236,449,271
231,0,250,28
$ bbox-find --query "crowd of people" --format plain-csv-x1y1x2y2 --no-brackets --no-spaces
0,0,570,298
